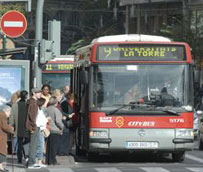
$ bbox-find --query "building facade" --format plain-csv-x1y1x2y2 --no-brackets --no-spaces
30,0,123,54
30,0,82,54
119,0,203,34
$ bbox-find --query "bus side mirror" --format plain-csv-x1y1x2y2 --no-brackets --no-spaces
79,69,88,84
197,110,203,115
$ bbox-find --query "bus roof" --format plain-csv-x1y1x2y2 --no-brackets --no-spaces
91,34,172,43
49,55,74,62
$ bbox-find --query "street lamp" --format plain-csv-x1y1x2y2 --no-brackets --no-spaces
148,0,152,33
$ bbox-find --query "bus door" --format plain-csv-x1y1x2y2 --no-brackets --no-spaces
74,67,89,153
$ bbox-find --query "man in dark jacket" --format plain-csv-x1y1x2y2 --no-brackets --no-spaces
26,87,42,169
9,90,29,163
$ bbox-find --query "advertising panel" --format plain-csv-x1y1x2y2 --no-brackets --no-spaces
0,60,30,105
0,68,21,105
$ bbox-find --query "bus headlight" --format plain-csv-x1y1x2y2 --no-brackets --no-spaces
89,130,108,137
176,129,194,137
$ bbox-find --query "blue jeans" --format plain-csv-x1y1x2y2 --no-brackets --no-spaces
13,137,18,153
28,127,40,166
36,131,44,160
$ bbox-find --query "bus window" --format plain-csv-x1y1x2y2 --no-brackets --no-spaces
42,73,71,90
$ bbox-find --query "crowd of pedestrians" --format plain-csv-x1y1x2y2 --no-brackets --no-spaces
0,84,77,171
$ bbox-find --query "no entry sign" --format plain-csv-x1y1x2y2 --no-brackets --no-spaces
0,10,27,38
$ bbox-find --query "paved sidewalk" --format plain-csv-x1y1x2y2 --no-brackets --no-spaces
5,154,76,172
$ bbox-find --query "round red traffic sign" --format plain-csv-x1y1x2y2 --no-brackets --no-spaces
0,10,27,38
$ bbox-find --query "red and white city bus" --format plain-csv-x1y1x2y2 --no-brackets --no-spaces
72,34,194,162
42,56,73,90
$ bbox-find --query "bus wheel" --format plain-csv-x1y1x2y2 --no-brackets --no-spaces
75,146,81,156
88,152,98,162
75,145,86,156
172,152,185,162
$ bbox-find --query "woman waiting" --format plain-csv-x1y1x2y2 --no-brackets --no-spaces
45,96,64,165
36,97,50,167
0,105,14,172
9,90,21,155
52,89,63,111
60,92,77,155
41,84,51,107
52,89,69,156
9,90,29,163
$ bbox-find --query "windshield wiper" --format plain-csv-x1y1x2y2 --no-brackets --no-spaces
106,103,180,116
106,102,152,115
106,104,129,116
163,109,180,116
106,102,139,115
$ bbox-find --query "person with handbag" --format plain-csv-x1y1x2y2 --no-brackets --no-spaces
36,97,50,167
46,96,64,165
52,89,69,156
60,92,76,156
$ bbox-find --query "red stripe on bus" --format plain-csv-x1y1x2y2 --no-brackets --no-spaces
89,112,193,128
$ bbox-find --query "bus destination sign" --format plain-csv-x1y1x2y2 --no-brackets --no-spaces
42,63,73,72
97,44,185,61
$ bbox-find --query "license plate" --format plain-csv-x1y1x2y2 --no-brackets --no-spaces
126,141,158,149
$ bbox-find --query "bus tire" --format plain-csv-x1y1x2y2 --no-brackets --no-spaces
75,146,81,156
88,152,98,162
172,152,185,162
76,146,86,156
199,138,203,150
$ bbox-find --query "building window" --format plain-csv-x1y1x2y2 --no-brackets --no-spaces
71,12,79,26
56,11,64,21
43,12,51,31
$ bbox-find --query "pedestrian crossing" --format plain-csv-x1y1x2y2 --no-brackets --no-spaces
5,165,203,172
139,167,170,172
6,153,203,172
47,167,203,172
186,168,203,172
18,167,203,172
95,168,121,172
186,154,203,163
8,163,203,172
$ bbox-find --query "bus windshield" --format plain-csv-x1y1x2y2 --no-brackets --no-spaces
42,73,71,90
91,64,189,111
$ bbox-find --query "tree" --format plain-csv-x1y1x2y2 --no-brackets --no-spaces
159,10,203,66
66,39,86,55
66,0,125,54
0,3,25,16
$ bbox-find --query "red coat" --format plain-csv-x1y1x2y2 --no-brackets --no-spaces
0,112,14,155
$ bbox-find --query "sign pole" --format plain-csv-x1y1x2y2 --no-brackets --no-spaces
2,34,7,60
34,0,44,88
